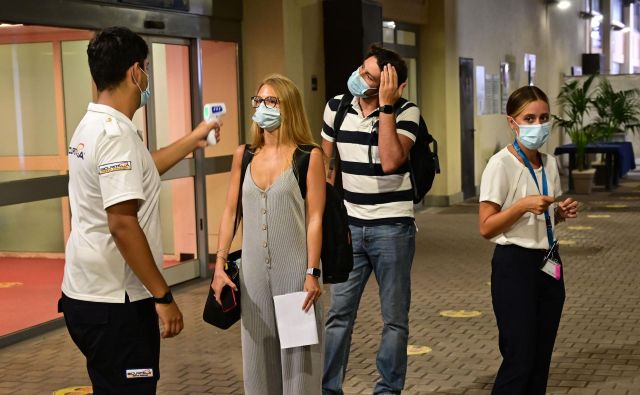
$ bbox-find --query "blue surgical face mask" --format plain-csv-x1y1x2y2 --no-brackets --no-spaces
134,65,151,108
252,103,281,132
515,121,552,150
347,68,377,98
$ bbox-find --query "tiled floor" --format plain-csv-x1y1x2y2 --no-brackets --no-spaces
1,173,640,394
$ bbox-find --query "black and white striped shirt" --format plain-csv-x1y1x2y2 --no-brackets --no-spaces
321,94,420,225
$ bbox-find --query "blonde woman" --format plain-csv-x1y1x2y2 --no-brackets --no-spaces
212,74,326,394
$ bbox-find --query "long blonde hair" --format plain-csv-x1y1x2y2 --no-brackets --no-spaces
250,74,317,149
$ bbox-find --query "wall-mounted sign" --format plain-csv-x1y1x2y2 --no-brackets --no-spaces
524,53,536,85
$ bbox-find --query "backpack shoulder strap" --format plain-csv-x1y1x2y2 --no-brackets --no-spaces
393,97,411,113
234,144,254,234
330,94,352,192
293,145,315,199
333,93,353,135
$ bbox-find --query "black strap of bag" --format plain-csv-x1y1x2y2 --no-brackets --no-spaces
234,144,254,234
203,144,253,330
330,94,353,197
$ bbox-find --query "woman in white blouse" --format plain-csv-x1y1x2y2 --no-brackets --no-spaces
479,86,578,395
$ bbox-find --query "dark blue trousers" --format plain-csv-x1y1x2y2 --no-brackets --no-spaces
491,244,565,395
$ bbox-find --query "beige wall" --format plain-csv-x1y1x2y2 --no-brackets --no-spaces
456,0,586,188
378,0,586,204
242,0,325,142
380,0,428,25
242,0,285,137
417,0,464,204
293,0,326,141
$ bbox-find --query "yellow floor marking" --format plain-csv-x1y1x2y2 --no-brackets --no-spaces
605,204,628,208
407,345,432,356
439,310,482,318
587,214,610,218
620,196,640,200
568,226,593,230
52,387,93,395
0,282,23,289
559,240,576,246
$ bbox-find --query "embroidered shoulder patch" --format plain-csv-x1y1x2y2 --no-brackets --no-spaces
98,161,132,175
125,368,154,379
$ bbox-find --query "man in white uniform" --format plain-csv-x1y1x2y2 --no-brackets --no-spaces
59,26,220,394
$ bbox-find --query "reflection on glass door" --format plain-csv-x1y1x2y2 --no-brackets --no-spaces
200,40,242,258
0,25,94,336
150,42,199,285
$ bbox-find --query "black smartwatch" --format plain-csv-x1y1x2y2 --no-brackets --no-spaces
379,104,394,114
306,268,321,278
153,291,173,304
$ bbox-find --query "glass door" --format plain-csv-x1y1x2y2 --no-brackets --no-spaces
0,25,94,337
147,39,200,285
200,40,243,262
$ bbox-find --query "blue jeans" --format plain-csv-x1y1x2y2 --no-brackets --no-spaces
323,223,416,395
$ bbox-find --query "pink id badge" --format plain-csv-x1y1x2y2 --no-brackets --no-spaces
541,258,561,280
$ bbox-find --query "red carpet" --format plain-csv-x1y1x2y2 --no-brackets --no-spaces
0,258,65,337
0,257,184,337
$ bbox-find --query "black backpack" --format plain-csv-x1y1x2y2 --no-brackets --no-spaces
237,144,353,284
332,93,440,203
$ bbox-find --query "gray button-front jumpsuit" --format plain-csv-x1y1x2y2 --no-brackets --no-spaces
239,163,323,395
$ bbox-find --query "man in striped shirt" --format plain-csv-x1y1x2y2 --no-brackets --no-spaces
322,45,420,395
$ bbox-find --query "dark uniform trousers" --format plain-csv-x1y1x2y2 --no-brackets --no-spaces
59,293,160,395
490,244,565,395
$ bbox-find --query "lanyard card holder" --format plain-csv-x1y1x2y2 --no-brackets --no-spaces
511,140,562,281
541,240,562,280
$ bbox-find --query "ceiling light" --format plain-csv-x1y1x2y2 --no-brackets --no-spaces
557,0,571,10
382,21,396,30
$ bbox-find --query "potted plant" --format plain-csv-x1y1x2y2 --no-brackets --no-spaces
553,74,598,194
587,78,640,186
591,78,640,142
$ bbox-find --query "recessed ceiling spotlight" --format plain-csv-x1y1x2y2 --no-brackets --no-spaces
557,0,571,10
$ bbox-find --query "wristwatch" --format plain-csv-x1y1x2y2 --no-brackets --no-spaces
306,268,321,278
153,291,173,304
378,104,394,114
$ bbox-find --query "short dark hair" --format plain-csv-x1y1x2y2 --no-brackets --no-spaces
87,26,148,91
364,44,408,85
506,86,550,118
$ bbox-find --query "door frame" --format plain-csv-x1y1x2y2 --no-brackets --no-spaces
459,57,476,199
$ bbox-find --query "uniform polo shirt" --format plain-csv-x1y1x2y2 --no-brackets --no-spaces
62,103,163,303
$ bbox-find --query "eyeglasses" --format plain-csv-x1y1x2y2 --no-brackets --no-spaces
251,96,279,109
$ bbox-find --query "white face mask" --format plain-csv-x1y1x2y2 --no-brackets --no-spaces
133,65,151,108
513,121,552,150
252,103,281,131
347,68,378,98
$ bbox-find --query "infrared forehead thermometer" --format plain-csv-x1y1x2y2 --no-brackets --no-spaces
203,103,226,145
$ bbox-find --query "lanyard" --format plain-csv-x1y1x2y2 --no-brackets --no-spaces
513,140,555,248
